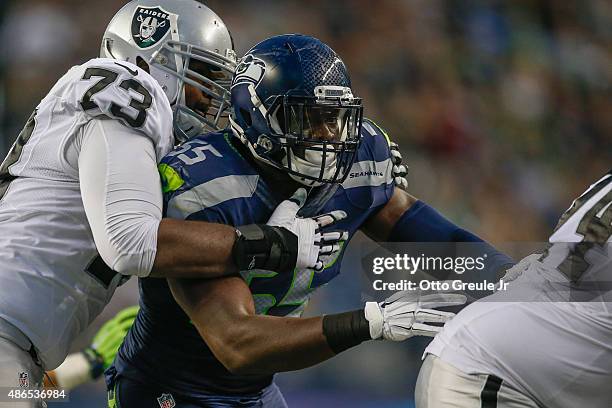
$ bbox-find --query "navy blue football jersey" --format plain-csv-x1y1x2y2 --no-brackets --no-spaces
110,119,395,397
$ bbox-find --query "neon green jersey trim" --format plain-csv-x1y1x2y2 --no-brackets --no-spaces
243,270,278,286
158,163,184,193
253,294,277,315
107,383,117,408
223,132,242,156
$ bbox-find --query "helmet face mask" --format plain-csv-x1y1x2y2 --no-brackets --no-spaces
264,93,363,185
230,35,363,187
152,40,236,143
101,0,237,144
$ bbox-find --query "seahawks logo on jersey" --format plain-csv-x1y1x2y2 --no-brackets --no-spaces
231,54,266,89
131,6,173,49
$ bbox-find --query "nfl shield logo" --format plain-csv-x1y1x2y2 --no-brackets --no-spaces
157,393,176,408
18,372,29,388
131,6,174,49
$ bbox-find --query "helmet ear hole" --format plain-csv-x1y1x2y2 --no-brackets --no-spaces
136,57,150,73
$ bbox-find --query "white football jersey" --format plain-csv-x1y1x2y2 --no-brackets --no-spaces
426,171,612,408
0,58,173,369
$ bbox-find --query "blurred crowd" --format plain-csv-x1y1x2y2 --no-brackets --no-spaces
1,0,610,242
0,0,610,406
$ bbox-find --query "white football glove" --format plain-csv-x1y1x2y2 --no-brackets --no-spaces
267,188,348,271
364,288,467,341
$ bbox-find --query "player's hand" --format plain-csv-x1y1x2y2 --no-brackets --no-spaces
364,288,466,341
89,305,139,370
267,188,348,271
49,306,139,389
390,141,408,190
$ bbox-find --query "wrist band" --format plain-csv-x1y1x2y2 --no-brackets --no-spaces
322,309,371,354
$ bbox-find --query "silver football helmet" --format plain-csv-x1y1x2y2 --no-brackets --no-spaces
101,0,237,143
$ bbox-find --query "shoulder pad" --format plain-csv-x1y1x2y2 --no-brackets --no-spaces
342,118,394,189
76,58,173,160
357,118,394,162
361,118,392,145
160,132,260,219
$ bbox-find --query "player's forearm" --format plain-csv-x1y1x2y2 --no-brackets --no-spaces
169,276,366,375
203,314,337,375
150,219,238,278
214,310,375,375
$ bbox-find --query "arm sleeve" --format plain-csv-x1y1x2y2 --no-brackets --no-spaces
389,200,515,280
79,118,162,277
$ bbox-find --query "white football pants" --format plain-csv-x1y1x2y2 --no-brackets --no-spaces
0,327,45,408
416,355,540,408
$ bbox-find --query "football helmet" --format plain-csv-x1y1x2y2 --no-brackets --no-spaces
229,34,363,186
100,0,237,143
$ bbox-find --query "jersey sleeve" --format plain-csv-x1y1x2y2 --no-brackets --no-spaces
74,58,173,161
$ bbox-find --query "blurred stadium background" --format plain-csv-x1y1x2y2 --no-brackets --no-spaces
0,0,610,407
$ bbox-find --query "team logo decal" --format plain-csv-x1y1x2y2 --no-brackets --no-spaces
18,372,29,388
131,6,173,49
157,393,176,408
231,54,266,89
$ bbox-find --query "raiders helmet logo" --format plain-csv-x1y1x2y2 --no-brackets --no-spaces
231,54,266,89
131,6,173,49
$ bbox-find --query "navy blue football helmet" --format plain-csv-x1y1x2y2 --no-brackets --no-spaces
229,34,363,186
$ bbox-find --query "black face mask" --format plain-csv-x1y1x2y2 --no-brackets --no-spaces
259,95,363,185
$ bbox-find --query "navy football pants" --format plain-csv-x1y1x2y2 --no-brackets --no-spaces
107,375,288,408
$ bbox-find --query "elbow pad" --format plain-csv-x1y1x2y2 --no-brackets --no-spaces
232,224,298,273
